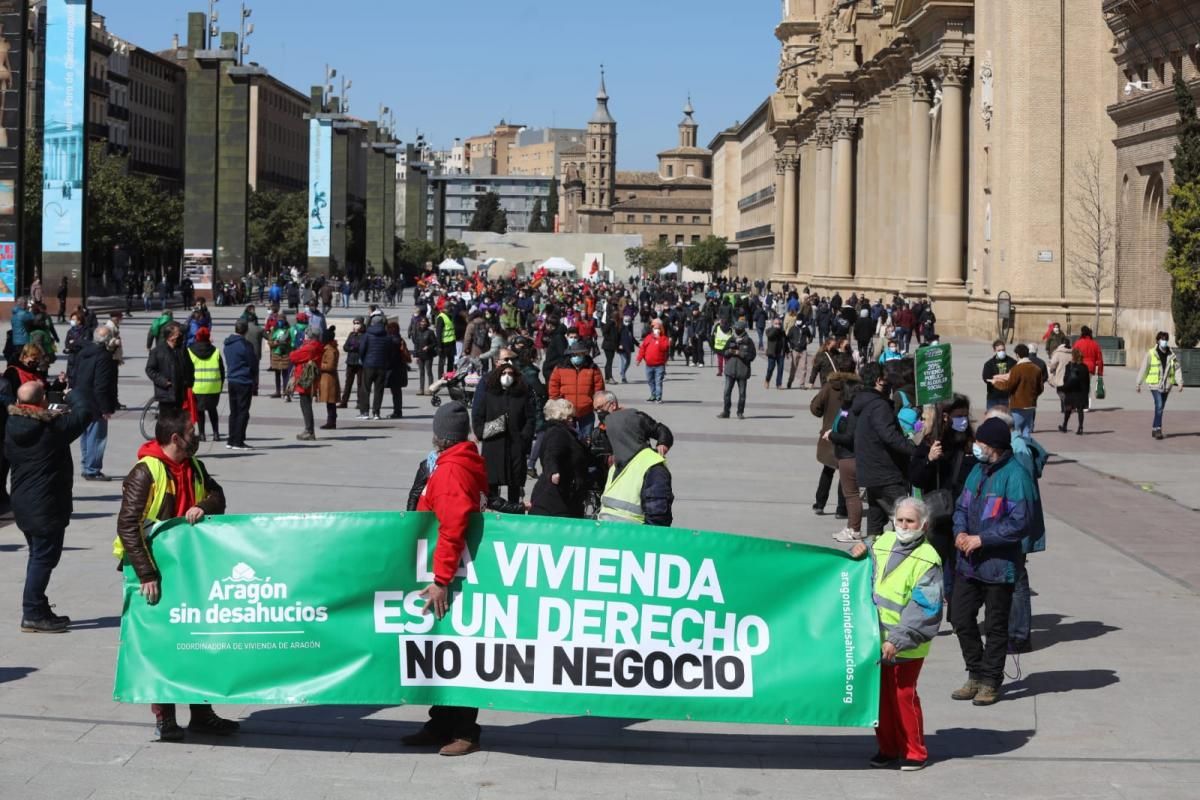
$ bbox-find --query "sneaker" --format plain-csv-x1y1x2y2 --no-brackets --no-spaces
951,679,982,701
388,413,403,419
187,714,240,736
198,433,207,442
296,432,316,441
900,759,927,771
869,752,899,769
269,393,282,399
716,413,730,419
225,443,235,450
439,738,481,757
371,414,382,421
812,504,826,515
82,473,112,481
20,616,69,633
972,683,1000,706
155,719,185,742
212,433,221,442
527,468,538,480
1153,429,1164,440
357,413,371,420
230,444,253,451
737,413,744,420
832,528,864,544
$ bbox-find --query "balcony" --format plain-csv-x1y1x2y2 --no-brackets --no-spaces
88,76,109,98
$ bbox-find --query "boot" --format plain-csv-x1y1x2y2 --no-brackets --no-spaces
951,679,982,701
972,683,1001,706
155,717,185,742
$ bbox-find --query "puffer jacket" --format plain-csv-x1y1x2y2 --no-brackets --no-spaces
851,388,916,489
5,398,92,533
549,362,605,417
358,323,391,370
952,453,1038,584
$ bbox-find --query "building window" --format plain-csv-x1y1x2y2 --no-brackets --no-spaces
686,165,695,177
692,215,701,224
676,216,683,224
675,235,684,245
1170,52,1183,82
643,215,651,224
659,234,668,243
1153,59,1165,86
626,214,634,223
659,215,668,223
667,165,674,177
691,235,700,244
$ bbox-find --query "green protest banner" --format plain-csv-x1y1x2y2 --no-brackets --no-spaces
915,343,954,406
114,513,880,728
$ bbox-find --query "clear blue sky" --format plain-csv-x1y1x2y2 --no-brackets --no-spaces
98,0,780,170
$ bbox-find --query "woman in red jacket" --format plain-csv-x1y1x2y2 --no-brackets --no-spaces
1072,325,1105,409
288,327,323,440
636,318,671,404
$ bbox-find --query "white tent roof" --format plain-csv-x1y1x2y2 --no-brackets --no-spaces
437,258,466,272
542,257,577,273
659,261,680,274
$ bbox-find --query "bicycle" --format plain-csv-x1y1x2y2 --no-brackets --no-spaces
139,397,160,441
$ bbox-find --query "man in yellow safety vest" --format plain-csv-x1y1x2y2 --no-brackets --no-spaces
597,407,674,526
435,301,457,375
851,495,943,772
115,406,235,742
187,327,224,441
1135,330,1185,440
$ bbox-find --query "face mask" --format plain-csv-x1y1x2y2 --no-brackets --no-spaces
179,435,199,459
597,409,609,422
1158,340,1169,350
566,337,578,345
500,374,514,389
570,355,585,366
951,416,969,433
894,525,925,545
69,320,78,328
995,351,1006,360
971,443,986,461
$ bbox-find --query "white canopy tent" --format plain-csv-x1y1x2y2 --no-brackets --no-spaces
541,257,577,274
437,258,466,273
659,262,680,275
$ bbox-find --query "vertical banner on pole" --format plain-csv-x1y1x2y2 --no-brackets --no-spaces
307,118,332,259
41,0,88,255
0,0,26,301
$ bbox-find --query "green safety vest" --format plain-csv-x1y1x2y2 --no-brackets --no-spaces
1143,348,1177,388
712,326,732,352
437,312,456,344
188,349,223,395
598,448,666,525
871,531,941,660
112,456,209,561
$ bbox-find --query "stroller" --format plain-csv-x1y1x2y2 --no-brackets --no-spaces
427,355,483,407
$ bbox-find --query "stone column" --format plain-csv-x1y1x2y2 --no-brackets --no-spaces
773,156,788,274
856,99,875,280
797,139,816,283
782,154,799,278
814,127,833,278
877,88,896,287
890,74,913,290
909,73,933,287
830,118,857,279
934,57,970,288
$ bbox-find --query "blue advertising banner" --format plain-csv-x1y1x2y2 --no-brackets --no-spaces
40,0,87,254
307,118,332,259
0,241,15,301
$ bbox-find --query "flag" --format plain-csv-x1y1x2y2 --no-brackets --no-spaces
590,258,599,275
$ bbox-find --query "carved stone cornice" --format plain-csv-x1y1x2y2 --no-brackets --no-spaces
814,125,835,149
830,117,859,140
935,56,972,87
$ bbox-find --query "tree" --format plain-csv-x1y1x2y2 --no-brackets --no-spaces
22,140,42,283
545,181,559,231
527,198,545,232
624,239,675,277
685,235,733,276
442,239,470,260
248,190,306,272
1164,73,1200,347
1068,148,1115,334
398,238,439,273
469,191,506,233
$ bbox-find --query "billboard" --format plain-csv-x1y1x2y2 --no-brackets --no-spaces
307,118,332,258
182,248,213,291
41,0,88,254
0,0,26,273
0,241,14,301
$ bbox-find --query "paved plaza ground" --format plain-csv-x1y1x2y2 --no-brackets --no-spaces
1,300,1198,799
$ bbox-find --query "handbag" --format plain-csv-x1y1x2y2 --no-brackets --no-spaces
1095,375,1106,400
482,413,508,441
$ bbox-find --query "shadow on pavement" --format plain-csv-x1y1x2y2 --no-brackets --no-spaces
0,667,36,684
1030,614,1120,649
1001,669,1119,700
69,616,122,630
71,512,115,521
229,706,1034,766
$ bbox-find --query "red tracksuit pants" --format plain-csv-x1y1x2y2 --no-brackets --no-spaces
876,658,927,761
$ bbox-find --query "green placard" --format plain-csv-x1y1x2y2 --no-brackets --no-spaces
114,512,881,728
915,343,954,406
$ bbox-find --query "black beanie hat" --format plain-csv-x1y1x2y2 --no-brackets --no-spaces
975,418,1012,451
433,403,471,444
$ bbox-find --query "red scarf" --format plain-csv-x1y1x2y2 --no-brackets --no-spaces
137,441,196,518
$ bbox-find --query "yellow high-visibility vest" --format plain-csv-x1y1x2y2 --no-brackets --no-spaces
112,456,209,562
870,531,941,660
437,312,456,344
598,448,666,525
188,349,223,395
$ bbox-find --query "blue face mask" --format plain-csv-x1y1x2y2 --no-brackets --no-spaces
570,355,585,366
1158,340,1169,350
951,416,969,433
971,443,986,461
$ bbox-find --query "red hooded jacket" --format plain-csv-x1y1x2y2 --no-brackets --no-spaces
417,441,489,585
636,330,671,367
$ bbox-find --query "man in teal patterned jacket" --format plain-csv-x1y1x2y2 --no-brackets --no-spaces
947,417,1038,707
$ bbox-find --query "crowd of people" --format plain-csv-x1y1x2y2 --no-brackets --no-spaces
2,266,1187,767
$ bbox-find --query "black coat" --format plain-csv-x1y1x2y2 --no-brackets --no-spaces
386,333,410,389
851,388,916,489
145,342,193,405
73,340,119,416
473,382,535,487
5,397,92,533
530,420,589,517
358,323,391,370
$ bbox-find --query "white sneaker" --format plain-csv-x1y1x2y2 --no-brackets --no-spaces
356,414,370,420
371,414,382,421
833,528,865,544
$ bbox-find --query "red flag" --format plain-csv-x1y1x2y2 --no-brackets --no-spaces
589,258,599,275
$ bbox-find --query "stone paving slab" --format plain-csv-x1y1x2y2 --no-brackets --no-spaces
0,302,1197,799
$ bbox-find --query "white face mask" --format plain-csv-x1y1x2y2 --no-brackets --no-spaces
500,374,514,389
893,522,925,545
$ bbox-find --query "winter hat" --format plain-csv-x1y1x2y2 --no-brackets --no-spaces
974,418,1011,452
194,327,211,343
296,312,309,323
433,403,471,444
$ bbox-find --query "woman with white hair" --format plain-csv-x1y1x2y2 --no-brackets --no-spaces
851,496,943,771
529,398,590,518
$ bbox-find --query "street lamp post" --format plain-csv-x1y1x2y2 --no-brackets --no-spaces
239,5,253,65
